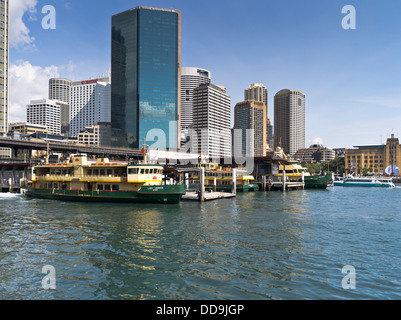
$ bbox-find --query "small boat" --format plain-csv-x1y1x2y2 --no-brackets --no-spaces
24,154,186,203
333,176,395,188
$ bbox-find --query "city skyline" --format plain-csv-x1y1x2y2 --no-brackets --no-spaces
8,0,401,149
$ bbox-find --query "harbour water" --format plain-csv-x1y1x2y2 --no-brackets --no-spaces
1,186,401,300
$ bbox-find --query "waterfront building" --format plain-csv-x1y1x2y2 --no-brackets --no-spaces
181,67,211,131
0,0,8,133
77,122,111,147
9,122,48,135
111,6,181,150
192,83,231,159
233,100,267,157
26,99,61,135
274,89,305,155
293,144,335,163
333,148,346,158
69,77,111,137
345,134,401,175
267,119,274,149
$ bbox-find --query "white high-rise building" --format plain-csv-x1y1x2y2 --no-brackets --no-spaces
69,77,111,137
192,83,231,159
180,67,211,130
0,0,8,133
27,99,62,135
274,89,305,155
49,78,72,105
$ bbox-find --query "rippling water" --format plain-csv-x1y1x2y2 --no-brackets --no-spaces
1,187,401,300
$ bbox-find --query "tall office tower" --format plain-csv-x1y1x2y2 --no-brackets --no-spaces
27,99,61,135
49,78,72,105
234,100,267,157
69,77,111,137
192,83,231,159
244,83,273,150
111,6,181,150
181,67,211,130
244,83,268,109
274,89,305,155
0,0,8,133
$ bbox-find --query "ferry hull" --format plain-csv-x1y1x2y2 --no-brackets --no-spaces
25,185,186,204
334,182,394,188
205,184,259,192
304,175,332,189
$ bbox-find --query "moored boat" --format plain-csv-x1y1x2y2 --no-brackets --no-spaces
304,175,332,189
334,176,395,188
24,154,185,203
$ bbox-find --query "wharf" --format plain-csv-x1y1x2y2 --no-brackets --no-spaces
182,191,236,201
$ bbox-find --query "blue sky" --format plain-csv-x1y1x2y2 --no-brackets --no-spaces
9,0,401,148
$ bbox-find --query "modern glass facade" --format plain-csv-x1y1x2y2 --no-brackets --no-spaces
0,0,8,133
111,6,181,150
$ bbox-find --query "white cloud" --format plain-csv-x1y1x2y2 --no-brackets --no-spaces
311,136,324,146
9,0,38,49
9,60,59,123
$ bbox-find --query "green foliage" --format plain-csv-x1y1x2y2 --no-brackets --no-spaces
304,157,345,175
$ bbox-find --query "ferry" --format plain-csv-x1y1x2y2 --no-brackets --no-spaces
24,154,185,203
191,162,259,192
275,161,332,189
333,176,395,188
204,167,259,192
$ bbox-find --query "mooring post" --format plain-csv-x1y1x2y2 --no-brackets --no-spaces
200,167,205,202
232,168,237,195
283,170,286,192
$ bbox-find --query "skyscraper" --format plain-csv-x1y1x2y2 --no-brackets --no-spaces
244,83,274,150
111,6,181,150
49,78,72,105
234,100,267,157
69,77,111,137
27,99,61,135
0,0,8,133
244,83,268,108
192,83,231,159
274,89,305,155
180,67,211,130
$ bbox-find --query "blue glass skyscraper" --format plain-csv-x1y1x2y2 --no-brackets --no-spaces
111,6,181,150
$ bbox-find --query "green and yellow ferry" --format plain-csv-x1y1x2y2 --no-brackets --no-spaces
190,163,259,192
25,154,185,204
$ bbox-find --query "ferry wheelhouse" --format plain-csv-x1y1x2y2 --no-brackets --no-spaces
25,154,185,203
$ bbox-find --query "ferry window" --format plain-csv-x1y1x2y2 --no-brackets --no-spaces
97,184,103,190
149,169,154,174
93,169,99,176
40,183,44,189
145,169,149,174
107,169,113,176
104,185,111,191
129,168,139,174
87,169,92,176
48,183,52,189
54,183,58,189
112,185,119,191
100,169,105,176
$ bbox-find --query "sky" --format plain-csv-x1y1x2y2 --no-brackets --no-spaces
9,0,401,148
